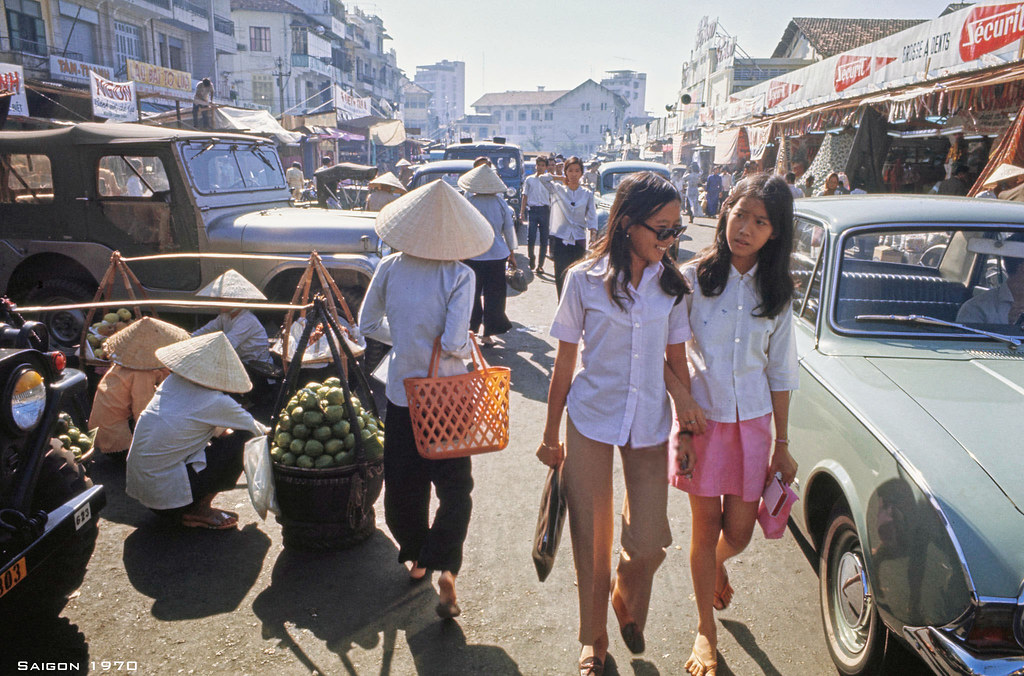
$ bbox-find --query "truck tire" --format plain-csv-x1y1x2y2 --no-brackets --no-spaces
24,278,96,348
5,445,99,620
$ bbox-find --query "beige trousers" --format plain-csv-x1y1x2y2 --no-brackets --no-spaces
564,417,672,644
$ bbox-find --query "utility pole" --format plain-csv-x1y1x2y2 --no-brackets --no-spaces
273,56,291,116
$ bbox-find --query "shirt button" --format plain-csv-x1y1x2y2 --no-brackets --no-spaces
737,305,743,310
633,353,639,359
634,322,640,328
631,386,637,392
734,338,741,343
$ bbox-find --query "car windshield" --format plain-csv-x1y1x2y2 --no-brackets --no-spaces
184,142,286,193
412,171,466,189
833,225,1024,341
444,149,520,179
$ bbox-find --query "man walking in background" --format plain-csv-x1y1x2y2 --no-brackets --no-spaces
522,156,552,275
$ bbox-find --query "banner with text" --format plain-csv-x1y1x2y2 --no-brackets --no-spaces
334,86,371,121
126,59,192,95
722,2,1024,121
90,72,137,121
49,55,113,85
0,64,30,117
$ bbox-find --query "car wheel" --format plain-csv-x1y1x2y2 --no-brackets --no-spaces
24,278,96,348
819,506,886,675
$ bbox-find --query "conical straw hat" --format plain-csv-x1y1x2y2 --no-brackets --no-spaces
375,179,493,260
105,317,191,370
458,163,507,195
368,171,407,193
983,163,1024,186
395,158,412,167
196,269,267,300
156,332,252,393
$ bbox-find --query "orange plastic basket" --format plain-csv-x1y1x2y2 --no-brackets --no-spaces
404,333,511,460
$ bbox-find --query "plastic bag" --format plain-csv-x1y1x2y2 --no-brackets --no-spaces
271,316,366,364
532,464,567,582
243,435,280,519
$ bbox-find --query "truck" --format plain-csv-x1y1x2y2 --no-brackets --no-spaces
443,138,525,224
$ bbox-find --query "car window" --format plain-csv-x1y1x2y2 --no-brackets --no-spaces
184,142,286,193
603,170,669,193
414,171,465,189
791,218,825,323
0,153,53,204
97,155,170,198
831,227,1024,337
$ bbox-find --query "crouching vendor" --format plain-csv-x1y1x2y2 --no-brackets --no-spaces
88,317,191,460
192,269,273,367
126,331,268,529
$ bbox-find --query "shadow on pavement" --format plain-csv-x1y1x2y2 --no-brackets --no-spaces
252,531,521,675
0,614,91,673
483,324,554,404
720,618,781,676
79,452,151,528
122,522,270,620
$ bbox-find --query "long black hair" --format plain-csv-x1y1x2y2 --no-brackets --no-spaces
585,171,689,311
695,173,794,318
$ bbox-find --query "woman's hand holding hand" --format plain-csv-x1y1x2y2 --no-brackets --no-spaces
768,443,798,486
536,437,564,467
674,432,696,478
675,397,708,436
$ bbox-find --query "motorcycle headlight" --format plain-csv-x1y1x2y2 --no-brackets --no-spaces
9,368,46,432
506,187,516,198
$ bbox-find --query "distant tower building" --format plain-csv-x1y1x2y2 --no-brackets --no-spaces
600,70,646,121
414,60,465,136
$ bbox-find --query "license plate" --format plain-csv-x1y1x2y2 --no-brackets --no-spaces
0,557,28,598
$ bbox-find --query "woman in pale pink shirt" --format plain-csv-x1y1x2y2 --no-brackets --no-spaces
669,174,799,676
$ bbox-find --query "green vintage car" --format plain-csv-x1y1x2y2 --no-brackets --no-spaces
787,195,1024,675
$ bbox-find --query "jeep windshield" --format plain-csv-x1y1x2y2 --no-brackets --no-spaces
443,148,520,180
183,141,287,194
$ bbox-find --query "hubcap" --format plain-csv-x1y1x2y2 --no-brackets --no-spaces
837,551,869,628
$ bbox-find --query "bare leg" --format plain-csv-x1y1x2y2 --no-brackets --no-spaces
687,495,722,673
713,495,759,608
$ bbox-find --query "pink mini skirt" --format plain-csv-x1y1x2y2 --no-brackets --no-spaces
668,413,772,503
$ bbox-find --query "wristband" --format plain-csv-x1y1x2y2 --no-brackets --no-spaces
774,438,789,444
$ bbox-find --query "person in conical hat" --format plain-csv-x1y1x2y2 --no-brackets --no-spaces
193,269,273,367
126,332,267,529
88,317,190,459
458,163,517,345
359,178,491,615
365,172,407,211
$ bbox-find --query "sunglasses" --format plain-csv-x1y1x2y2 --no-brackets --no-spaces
637,222,685,241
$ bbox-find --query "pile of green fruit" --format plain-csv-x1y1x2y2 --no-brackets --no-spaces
85,307,135,360
271,377,384,469
54,412,93,461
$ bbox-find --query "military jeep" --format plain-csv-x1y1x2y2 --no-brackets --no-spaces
0,123,382,346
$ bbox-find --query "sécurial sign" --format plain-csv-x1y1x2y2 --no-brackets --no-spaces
49,55,113,85
90,71,137,122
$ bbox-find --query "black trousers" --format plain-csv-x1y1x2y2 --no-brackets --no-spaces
551,237,587,298
464,258,513,336
151,431,249,518
383,402,473,574
527,206,550,267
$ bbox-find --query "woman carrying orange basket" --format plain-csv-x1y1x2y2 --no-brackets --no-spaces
358,179,494,619
536,172,703,676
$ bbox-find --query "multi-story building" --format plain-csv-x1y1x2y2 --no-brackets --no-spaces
600,70,646,123
0,0,235,107
345,6,401,114
472,81,627,157
400,79,431,135
414,59,464,137
452,113,498,144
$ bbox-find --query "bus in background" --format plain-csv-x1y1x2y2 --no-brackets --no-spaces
444,138,524,224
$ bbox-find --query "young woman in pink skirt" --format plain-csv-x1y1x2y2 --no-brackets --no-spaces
668,173,800,676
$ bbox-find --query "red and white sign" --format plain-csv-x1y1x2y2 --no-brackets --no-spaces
834,55,896,92
90,71,137,122
959,3,1024,60
0,64,29,117
767,81,801,108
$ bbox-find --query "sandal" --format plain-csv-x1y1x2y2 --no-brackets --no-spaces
435,571,461,619
713,567,733,611
685,649,717,676
180,510,237,530
578,656,604,676
611,587,644,654
408,562,428,584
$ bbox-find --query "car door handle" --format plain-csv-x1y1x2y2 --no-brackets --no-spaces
75,196,90,202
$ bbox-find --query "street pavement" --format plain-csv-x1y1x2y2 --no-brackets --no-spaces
9,216,931,675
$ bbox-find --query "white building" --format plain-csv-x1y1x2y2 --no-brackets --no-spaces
414,59,465,137
401,80,431,135
600,70,646,122
472,81,628,157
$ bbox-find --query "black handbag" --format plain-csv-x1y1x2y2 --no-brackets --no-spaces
532,464,567,582
506,265,528,293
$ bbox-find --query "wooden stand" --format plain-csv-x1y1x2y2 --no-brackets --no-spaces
78,252,155,366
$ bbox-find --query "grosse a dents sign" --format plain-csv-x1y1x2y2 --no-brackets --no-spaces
720,2,1024,122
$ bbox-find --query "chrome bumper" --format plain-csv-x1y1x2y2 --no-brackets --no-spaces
903,626,1024,675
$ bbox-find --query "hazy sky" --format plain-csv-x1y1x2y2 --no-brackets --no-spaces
355,0,960,115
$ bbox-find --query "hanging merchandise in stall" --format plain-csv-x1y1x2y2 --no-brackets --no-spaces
804,129,857,195
970,99,1024,194
847,107,892,192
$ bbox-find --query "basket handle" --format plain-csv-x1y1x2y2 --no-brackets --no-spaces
427,332,489,378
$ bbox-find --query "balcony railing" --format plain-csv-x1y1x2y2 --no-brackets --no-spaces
140,0,171,9
213,15,234,35
0,37,83,61
173,0,209,19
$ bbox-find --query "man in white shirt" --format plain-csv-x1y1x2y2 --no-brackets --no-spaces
957,252,1024,325
286,161,304,200
785,172,804,200
521,156,552,274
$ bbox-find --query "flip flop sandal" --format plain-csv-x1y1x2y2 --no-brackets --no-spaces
713,581,734,611
685,650,717,676
578,656,604,676
181,511,237,530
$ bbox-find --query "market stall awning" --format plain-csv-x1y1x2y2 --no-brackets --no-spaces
714,128,750,165
215,107,303,144
303,125,365,141
369,119,406,147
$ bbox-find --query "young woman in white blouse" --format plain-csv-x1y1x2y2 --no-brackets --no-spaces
537,172,702,676
668,174,799,676
540,156,598,298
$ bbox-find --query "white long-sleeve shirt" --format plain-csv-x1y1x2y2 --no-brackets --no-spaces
193,310,272,365
467,193,517,261
358,253,474,407
126,374,264,509
683,264,799,423
539,174,597,243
